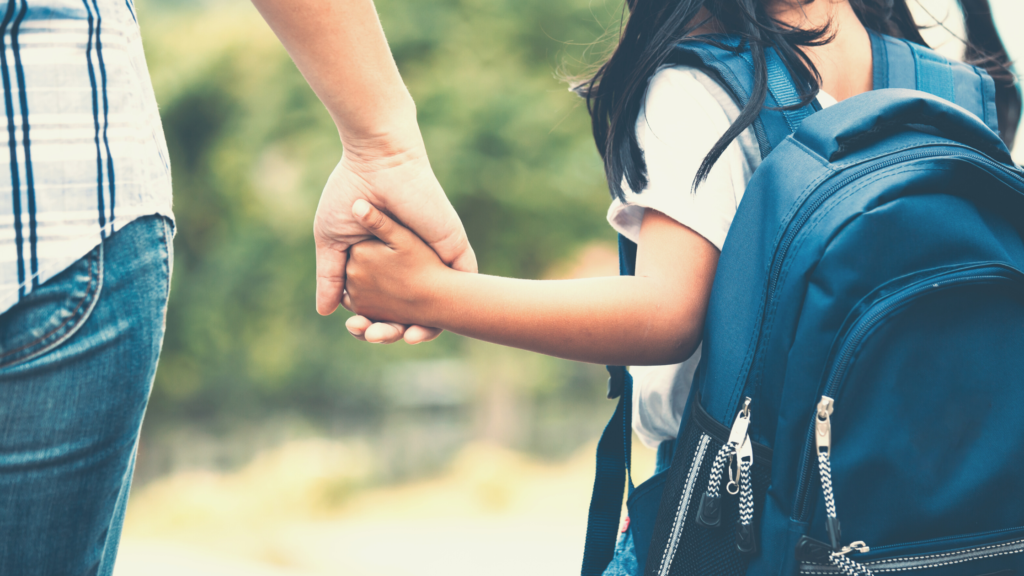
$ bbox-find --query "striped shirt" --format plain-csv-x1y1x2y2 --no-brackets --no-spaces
0,0,173,316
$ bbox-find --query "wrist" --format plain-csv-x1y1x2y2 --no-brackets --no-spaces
336,99,422,162
417,266,459,329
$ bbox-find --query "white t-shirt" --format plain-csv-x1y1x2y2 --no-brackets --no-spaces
607,65,837,449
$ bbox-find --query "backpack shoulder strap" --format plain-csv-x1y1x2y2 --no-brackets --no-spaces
581,39,813,576
870,30,1000,134
580,234,636,576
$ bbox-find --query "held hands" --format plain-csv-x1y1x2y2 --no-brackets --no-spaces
314,137,476,343
343,200,449,328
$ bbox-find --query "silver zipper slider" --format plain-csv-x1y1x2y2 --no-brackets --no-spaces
838,541,870,555
815,396,841,549
725,397,753,495
815,396,834,457
697,398,753,528
831,541,874,576
727,397,753,447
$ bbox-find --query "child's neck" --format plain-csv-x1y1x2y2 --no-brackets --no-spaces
770,0,874,101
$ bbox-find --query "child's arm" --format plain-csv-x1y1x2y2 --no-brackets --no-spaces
344,200,719,366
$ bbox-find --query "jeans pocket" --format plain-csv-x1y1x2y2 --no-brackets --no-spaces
0,245,103,370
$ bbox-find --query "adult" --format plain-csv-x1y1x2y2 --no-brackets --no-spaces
0,0,472,573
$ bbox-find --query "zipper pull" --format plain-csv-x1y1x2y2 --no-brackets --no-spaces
815,396,841,550
831,541,874,576
815,396,834,458
735,436,757,554
728,397,753,447
838,541,870,555
697,398,752,528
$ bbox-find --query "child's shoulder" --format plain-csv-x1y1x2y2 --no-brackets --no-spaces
643,64,745,126
638,64,754,161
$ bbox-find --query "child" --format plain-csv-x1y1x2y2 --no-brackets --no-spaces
344,0,1017,447
344,1,1017,573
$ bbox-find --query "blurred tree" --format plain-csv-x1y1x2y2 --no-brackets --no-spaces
140,0,619,439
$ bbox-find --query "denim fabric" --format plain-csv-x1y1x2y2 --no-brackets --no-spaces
602,439,677,576
603,528,639,576
0,215,172,576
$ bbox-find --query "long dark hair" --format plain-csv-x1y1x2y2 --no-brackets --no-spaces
580,0,1020,199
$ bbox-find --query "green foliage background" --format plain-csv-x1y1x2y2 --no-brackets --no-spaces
139,0,623,456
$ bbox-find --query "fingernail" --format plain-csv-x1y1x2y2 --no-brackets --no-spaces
352,199,371,218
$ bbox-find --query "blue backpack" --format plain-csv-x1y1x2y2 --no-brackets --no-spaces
582,32,1024,576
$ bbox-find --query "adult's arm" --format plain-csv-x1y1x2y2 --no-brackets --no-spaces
250,0,477,343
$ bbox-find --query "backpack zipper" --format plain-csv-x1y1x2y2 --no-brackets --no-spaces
697,398,753,527
656,434,712,576
798,536,1024,574
735,146,1024,400
805,395,876,575
767,148,1024,302
792,266,1024,523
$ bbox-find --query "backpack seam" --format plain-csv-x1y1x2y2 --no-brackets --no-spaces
750,164,944,406
726,161,837,419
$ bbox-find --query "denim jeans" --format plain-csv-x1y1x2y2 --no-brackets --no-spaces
602,439,677,576
0,215,173,576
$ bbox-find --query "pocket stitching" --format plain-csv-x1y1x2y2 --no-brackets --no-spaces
799,538,1024,574
0,246,104,368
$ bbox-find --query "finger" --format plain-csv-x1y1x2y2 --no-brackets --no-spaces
352,199,418,248
345,315,371,341
341,291,354,312
449,242,478,274
364,322,407,344
403,325,443,344
315,243,348,316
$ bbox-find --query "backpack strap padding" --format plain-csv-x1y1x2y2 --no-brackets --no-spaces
873,31,1001,135
793,89,1013,163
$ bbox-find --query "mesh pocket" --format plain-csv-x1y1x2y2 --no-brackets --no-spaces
644,405,772,576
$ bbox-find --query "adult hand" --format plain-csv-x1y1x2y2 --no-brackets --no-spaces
250,1,475,342
314,132,477,344
343,199,451,326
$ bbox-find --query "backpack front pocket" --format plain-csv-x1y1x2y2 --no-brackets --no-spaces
790,263,1024,573
645,397,772,576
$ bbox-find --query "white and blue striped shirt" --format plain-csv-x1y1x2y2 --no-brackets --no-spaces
0,0,172,316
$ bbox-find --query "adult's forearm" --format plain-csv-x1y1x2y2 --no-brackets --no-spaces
251,0,418,149
423,272,702,366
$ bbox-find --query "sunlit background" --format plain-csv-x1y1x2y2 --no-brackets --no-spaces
113,1,1021,574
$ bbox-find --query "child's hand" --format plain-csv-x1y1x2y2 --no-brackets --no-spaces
343,199,450,327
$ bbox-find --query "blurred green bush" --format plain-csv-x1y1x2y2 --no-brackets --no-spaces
140,0,621,442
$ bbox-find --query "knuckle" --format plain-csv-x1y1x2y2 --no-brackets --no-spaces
368,210,387,230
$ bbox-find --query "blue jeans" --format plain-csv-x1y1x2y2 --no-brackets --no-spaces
602,439,677,576
0,216,172,576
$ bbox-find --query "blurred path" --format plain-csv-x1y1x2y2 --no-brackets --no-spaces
116,517,583,576
114,540,320,576
113,440,657,576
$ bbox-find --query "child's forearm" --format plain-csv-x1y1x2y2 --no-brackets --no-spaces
343,203,717,362
421,271,702,366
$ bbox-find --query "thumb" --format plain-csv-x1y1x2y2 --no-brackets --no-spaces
315,241,347,316
352,199,415,248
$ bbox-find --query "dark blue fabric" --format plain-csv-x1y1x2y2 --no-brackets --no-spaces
582,368,634,576
792,89,1011,163
582,235,637,576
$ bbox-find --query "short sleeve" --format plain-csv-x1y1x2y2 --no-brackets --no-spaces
606,66,757,251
